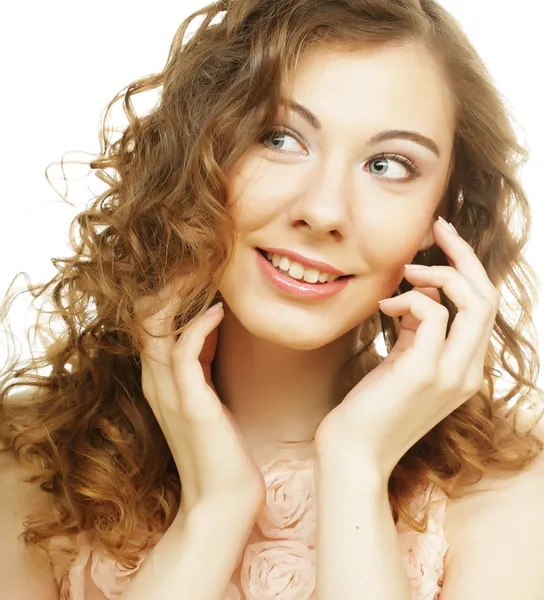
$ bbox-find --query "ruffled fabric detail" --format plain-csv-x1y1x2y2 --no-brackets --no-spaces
47,531,156,600
397,484,450,600
240,539,316,600
48,457,448,600
256,457,317,546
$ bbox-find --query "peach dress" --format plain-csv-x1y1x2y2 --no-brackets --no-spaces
47,457,449,600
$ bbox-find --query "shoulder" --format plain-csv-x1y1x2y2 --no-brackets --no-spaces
0,448,59,599
0,389,59,599
445,407,544,523
441,408,544,599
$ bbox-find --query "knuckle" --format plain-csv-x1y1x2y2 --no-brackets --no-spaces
415,365,436,388
439,370,463,393
436,304,449,320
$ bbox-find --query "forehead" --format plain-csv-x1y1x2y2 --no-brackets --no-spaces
283,42,455,150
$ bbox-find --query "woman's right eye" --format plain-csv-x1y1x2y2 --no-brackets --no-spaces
260,128,305,153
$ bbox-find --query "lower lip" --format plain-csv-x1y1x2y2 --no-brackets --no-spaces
255,249,353,299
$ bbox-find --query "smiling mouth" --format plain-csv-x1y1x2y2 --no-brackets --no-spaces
256,248,353,282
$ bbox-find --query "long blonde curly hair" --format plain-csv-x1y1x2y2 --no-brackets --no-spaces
1,0,543,570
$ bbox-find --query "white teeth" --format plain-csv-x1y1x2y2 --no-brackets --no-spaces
301,268,320,284
278,256,290,271
265,251,340,282
288,262,305,281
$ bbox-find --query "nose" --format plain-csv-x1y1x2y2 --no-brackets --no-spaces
287,159,352,241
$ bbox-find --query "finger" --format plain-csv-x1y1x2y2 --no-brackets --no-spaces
136,278,185,369
380,288,448,373
433,219,498,303
171,304,225,421
381,287,440,358
403,261,497,376
404,264,477,312
200,324,220,392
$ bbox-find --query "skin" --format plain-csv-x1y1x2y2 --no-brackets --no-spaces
212,40,456,466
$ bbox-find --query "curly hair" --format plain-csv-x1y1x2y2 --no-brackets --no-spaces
1,0,543,571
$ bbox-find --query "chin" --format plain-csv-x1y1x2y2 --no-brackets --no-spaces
226,295,358,351
252,321,334,350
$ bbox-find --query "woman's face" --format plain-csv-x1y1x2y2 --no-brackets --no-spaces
219,41,456,350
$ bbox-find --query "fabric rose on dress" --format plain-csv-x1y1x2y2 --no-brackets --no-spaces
240,539,316,600
46,533,93,600
88,533,161,599
397,486,449,600
58,576,72,600
90,543,150,599
256,458,317,546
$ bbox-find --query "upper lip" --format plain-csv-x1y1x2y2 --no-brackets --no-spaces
258,247,350,276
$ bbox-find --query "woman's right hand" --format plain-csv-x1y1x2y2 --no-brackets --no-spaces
136,279,266,519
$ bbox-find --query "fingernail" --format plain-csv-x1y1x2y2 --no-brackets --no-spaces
404,264,429,269
204,302,223,316
438,216,457,235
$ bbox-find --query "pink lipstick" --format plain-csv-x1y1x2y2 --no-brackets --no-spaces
255,248,353,300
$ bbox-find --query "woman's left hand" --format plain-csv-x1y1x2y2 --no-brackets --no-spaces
314,217,501,479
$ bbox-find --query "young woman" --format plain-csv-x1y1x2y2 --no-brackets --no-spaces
1,1,543,599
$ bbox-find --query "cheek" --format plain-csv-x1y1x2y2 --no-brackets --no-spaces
353,192,438,269
353,224,419,272
226,161,297,228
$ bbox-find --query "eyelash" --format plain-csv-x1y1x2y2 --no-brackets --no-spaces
259,126,420,182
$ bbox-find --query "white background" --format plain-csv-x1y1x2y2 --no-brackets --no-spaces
0,1,542,390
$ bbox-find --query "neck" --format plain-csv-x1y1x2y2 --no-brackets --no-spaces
212,304,361,467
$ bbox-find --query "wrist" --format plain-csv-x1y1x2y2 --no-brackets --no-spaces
183,495,262,527
315,451,389,494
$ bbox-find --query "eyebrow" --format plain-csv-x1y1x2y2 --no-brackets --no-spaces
282,99,441,158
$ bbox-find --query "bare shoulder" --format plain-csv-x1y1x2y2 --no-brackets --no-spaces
0,392,59,599
444,408,544,526
440,408,544,599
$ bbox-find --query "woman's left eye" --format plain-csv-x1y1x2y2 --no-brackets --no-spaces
259,128,419,182
366,154,419,181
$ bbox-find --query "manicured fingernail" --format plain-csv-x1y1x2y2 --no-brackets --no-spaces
404,264,429,269
438,216,457,235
